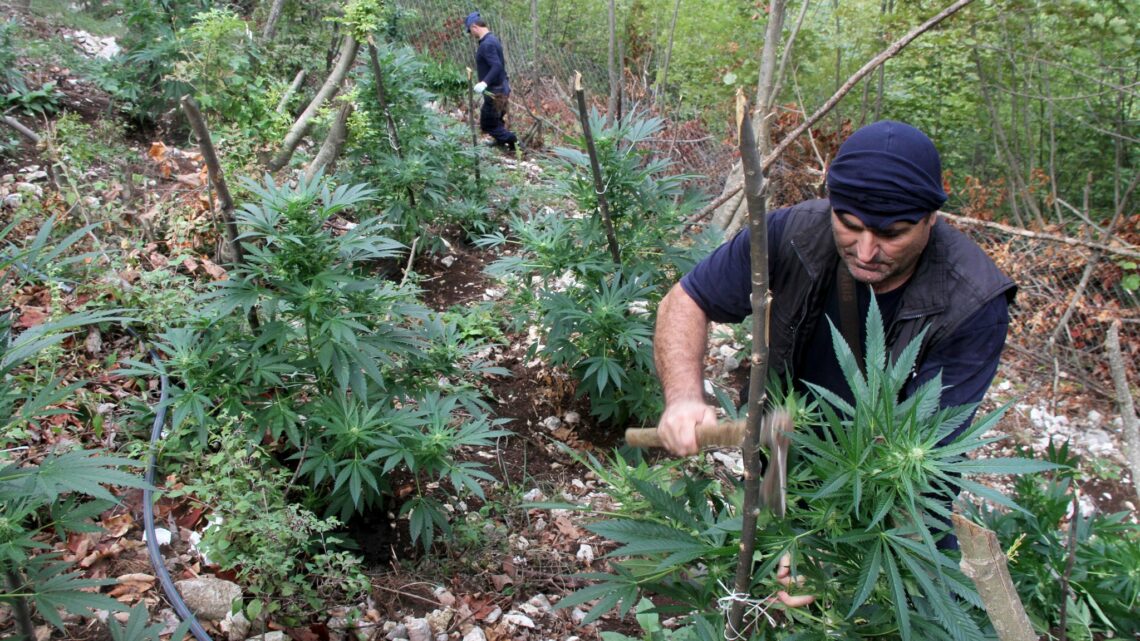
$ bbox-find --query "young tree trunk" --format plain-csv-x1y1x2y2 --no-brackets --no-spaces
755,0,789,159
268,35,359,171
1107,320,1140,501
530,0,540,70
727,91,772,637
953,515,1037,641
574,72,621,265
2,115,40,143
655,0,682,107
606,0,619,128
367,42,416,209
304,99,353,181
262,0,288,42
703,0,976,233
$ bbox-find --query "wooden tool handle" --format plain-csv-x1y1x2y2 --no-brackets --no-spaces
625,420,746,449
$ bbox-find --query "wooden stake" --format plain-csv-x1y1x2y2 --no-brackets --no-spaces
953,514,1037,641
572,71,621,266
181,95,243,267
466,67,481,186
727,88,773,638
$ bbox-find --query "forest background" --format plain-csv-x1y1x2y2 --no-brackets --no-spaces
1,0,1138,640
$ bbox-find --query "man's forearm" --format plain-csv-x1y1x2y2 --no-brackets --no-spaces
655,283,710,404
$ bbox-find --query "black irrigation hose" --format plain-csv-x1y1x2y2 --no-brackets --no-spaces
126,326,212,641
7,256,210,638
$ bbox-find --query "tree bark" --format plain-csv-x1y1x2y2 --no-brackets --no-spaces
574,72,621,265
702,0,977,233
655,0,682,107
606,0,619,128
1106,320,1140,502
268,34,359,171
181,95,244,267
727,91,772,638
304,99,352,181
262,0,288,42
755,0,789,159
953,515,1038,641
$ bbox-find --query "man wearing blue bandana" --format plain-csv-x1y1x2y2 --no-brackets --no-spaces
654,120,1015,463
465,11,518,151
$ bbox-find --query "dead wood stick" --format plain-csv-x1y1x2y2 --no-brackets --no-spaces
181,95,243,267
1106,320,1140,501
573,71,621,266
939,211,1140,260
304,99,353,181
691,0,977,224
953,515,1037,641
2,115,40,144
275,69,307,114
269,35,359,171
466,67,481,186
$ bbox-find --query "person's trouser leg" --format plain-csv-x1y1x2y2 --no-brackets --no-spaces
479,93,517,147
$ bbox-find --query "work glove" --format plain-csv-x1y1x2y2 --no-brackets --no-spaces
473,81,488,94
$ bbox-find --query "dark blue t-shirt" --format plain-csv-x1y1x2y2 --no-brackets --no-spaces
680,207,1009,439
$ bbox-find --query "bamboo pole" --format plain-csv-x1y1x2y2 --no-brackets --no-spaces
573,72,621,266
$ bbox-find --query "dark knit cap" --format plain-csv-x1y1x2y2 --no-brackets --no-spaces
826,120,947,228
464,11,481,32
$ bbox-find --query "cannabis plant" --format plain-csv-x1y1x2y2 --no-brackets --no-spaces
561,297,1057,640
123,175,509,550
966,441,1140,639
481,112,714,424
2,216,144,637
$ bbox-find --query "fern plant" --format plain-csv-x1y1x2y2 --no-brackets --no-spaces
560,296,1057,640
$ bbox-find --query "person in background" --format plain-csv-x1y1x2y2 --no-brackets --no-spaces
465,11,518,151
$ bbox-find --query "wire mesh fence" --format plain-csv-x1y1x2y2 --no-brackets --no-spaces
394,0,1139,410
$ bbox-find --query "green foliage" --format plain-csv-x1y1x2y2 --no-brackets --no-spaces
168,418,370,624
966,440,1140,638
348,43,488,247
559,296,1059,640
482,111,712,424
105,603,192,641
1,78,62,117
121,175,510,551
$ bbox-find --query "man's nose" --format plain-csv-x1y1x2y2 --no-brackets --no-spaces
855,232,878,262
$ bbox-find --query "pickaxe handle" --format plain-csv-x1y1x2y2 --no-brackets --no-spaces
625,420,746,449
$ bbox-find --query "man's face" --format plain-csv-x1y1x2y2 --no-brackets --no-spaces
831,211,934,293
469,24,487,39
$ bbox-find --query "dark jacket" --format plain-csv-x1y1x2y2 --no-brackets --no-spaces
475,32,510,94
767,199,1016,379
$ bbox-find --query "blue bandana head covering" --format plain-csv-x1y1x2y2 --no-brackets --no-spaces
826,120,947,229
464,11,481,33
